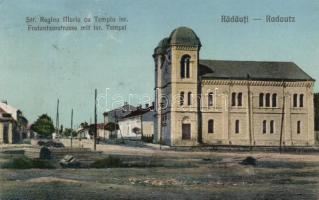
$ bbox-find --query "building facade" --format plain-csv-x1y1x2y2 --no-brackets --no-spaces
153,27,315,147
0,102,28,144
103,102,136,139
118,105,154,138
0,108,13,144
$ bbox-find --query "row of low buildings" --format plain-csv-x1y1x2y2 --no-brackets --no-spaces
103,103,154,140
76,102,154,141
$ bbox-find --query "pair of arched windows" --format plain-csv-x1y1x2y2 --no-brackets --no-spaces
293,94,304,108
259,93,277,107
262,120,275,134
231,92,242,106
180,55,191,79
180,92,192,106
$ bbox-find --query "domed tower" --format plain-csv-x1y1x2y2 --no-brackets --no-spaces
153,37,169,143
153,27,202,146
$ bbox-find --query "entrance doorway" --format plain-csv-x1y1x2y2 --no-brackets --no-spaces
182,123,191,140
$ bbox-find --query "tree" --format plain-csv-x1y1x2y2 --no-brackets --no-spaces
59,125,64,135
80,122,89,129
132,127,141,135
105,122,123,142
31,114,55,138
104,122,119,132
63,128,77,137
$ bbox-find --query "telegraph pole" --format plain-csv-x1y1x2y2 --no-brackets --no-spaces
70,109,73,148
94,89,97,151
56,99,60,137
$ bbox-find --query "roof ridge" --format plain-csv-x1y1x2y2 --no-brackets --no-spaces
199,60,314,81
200,59,294,63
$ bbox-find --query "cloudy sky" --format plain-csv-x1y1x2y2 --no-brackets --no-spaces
0,0,318,127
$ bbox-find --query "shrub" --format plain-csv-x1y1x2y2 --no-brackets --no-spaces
1,156,55,169
90,156,123,168
240,156,257,166
142,135,153,143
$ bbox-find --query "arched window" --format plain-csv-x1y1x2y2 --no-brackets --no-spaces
272,94,277,107
208,120,214,133
231,92,236,106
237,93,243,106
262,120,267,134
293,94,298,107
208,92,214,106
160,96,167,109
265,93,270,107
270,120,274,134
186,59,190,78
187,92,192,106
297,121,301,134
235,120,240,134
180,92,184,106
259,93,264,107
180,55,191,79
299,94,304,107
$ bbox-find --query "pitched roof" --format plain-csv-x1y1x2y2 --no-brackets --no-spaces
0,107,13,122
199,60,314,81
0,102,19,120
0,107,7,113
120,106,154,120
103,103,136,118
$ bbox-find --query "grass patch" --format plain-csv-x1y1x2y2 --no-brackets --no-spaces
1,156,55,169
90,156,165,168
90,156,123,168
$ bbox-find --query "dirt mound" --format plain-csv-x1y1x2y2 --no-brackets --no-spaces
26,177,79,183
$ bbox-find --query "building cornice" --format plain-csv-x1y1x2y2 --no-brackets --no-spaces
171,45,198,51
201,79,314,87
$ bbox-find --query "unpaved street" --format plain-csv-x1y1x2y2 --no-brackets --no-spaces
1,143,319,199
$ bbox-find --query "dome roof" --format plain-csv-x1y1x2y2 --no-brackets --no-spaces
168,27,201,47
154,37,169,55
153,27,201,55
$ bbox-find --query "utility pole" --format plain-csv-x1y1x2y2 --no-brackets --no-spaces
56,99,59,137
94,89,97,151
140,114,144,140
70,109,73,148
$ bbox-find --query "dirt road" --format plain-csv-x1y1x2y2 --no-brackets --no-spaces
0,143,319,199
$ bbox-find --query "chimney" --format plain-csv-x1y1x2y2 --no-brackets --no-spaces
145,103,149,108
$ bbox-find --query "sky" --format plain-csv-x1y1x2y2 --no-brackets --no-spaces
0,0,318,128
